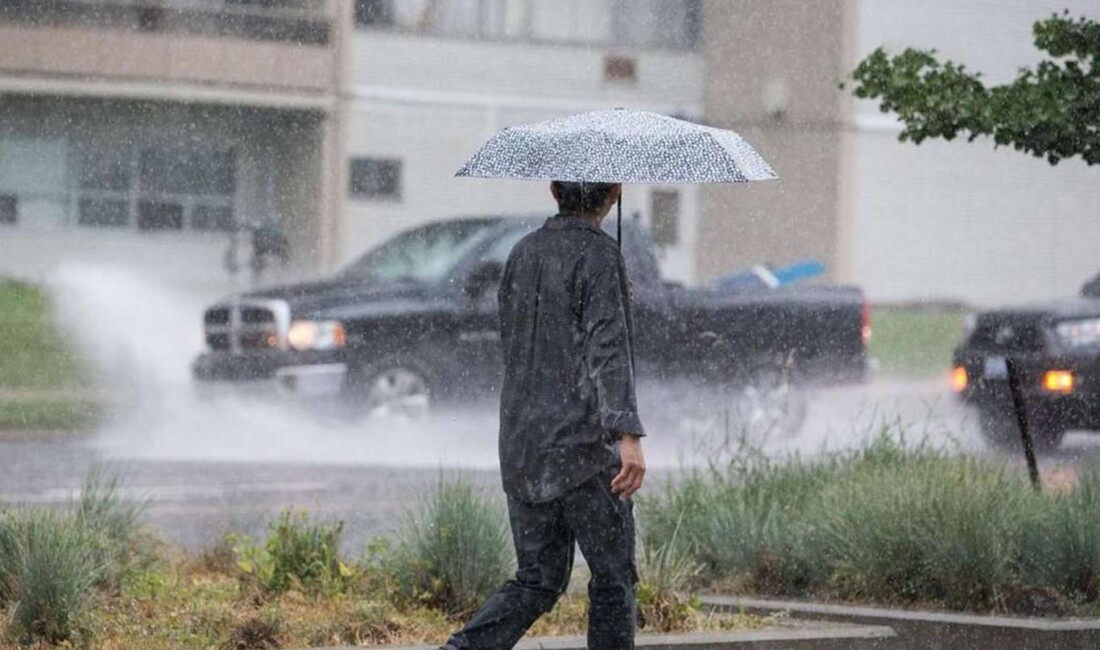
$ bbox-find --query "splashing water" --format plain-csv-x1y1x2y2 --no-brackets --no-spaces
46,263,980,470
47,264,502,468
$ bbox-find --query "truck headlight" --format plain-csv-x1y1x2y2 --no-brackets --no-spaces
1055,318,1100,349
287,321,347,351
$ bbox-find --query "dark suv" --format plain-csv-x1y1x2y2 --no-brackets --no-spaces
953,271,1100,450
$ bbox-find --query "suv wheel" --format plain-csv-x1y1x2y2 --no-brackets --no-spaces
346,358,433,420
730,363,808,441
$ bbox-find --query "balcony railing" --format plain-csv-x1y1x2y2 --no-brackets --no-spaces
0,0,333,45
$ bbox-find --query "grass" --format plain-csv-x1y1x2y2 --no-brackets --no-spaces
639,430,1100,615
869,307,966,379
388,478,514,616
233,510,351,597
0,472,148,646
0,476,762,648
0,279,90,390
0,397,104,432
0,279,104,432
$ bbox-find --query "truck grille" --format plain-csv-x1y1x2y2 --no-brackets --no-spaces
969,314,1048,354
204,301,288,352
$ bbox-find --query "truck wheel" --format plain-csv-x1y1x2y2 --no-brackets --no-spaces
345,357,434,420
977,406,1065,453
731,363,808,440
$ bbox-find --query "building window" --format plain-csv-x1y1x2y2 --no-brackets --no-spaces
354,0,699,49
350,158,402,200
355,0,395,26
73,143,236,232
137,201,185,231
192,205,236,232
78,198,129,228
650,189,680,246
0,195,16,225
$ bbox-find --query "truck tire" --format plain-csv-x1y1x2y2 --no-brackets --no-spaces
977,405,1065,453
344,355,435,420
730,362,808,440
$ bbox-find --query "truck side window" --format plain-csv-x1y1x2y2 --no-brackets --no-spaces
482,226,534,266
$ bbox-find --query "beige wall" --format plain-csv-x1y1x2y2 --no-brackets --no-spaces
0,25,335,97
699,0,851,282
0,1,351,285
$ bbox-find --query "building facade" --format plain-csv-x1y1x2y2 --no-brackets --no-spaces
0,0,349,292
701,0,1100,307
345,0,705,283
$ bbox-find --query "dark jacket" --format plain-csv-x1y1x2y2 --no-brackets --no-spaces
497,215,645,503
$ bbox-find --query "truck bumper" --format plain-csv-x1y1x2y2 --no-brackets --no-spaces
191,351,348,399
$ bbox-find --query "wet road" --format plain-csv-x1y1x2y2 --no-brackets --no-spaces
2,376,1095,551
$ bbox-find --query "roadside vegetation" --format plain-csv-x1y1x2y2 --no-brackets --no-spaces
0,279,103,432
0,476,758,649
12,431,1100,647
869,306,966,379
641,431,1100,616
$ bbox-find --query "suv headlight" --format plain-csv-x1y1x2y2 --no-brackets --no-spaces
1056,318,1100,349
287,320,347,351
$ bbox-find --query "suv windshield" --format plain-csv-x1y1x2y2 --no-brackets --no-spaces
340,220,500,284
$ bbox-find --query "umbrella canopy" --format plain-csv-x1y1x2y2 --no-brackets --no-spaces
455,108,777,184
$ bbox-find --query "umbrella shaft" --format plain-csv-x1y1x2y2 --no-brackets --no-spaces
617,196,622,250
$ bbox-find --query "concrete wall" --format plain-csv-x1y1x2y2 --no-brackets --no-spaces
0,25,335,98
699,0,851,284
343,30,704,282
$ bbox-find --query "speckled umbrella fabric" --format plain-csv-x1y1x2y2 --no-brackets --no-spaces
456,108,777,184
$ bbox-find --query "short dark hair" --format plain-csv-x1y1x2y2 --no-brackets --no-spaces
552,181,617,214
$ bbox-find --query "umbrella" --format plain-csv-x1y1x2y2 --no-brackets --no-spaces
455,108,777,244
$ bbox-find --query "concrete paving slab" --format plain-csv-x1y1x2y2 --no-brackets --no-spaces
704,595,1100,650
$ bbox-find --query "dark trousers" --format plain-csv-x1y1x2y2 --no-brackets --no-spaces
444,466,638,650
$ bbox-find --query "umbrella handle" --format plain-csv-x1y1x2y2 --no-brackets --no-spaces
617,195,622,250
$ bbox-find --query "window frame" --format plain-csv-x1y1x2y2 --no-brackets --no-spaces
349,157,403,202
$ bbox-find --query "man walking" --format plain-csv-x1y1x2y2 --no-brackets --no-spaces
442,181,646,650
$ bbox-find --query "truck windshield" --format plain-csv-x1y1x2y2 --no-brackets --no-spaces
339,220,500,284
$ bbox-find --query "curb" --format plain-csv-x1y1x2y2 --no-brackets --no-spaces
703,596,1100,650
306,624,896,650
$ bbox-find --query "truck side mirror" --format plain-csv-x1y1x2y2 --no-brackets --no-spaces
1082,272,1100,298
465,261,504,300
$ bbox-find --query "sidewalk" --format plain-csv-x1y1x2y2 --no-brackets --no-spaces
304,624,896,650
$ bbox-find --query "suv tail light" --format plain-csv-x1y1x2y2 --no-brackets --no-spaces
861,301,872,345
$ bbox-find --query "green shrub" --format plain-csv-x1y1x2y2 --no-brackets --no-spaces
3,508,101,644
76,468,147,589
636,514,703,632
1022,465,1100,601
391,478,513,616
638,429,1100,611
0,511,18,606
813,455,1037,608
235,510,351,596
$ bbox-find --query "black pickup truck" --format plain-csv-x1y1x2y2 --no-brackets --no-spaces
953,271,1100,450
193,216,868,432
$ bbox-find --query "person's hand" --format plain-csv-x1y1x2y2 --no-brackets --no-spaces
611,435,646,500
